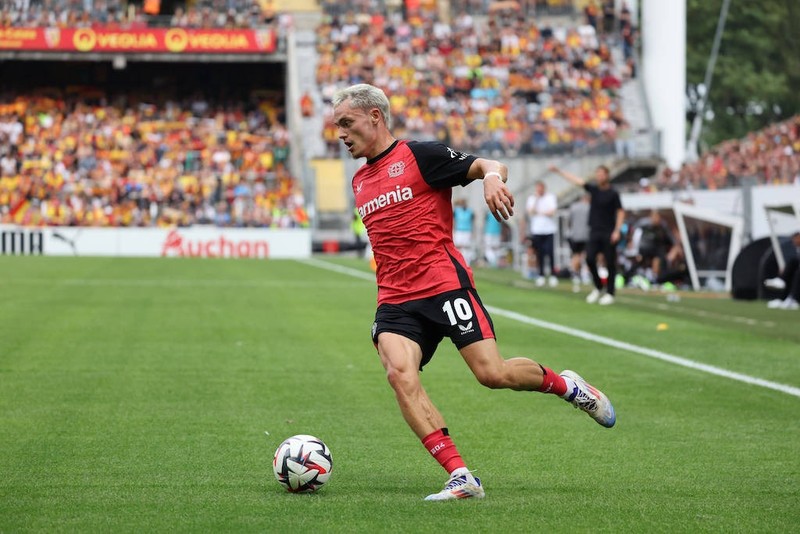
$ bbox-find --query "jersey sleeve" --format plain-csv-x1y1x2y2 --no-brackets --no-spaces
407,141,477,189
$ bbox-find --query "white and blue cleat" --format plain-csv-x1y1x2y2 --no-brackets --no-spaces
561,370,616,428
424,471,485,501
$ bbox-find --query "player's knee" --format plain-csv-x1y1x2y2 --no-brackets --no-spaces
385,365,418,393
474,366,507,389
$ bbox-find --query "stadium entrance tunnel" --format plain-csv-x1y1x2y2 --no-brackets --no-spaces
0,60,286,101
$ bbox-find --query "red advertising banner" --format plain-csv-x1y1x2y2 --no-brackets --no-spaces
0,27,277,54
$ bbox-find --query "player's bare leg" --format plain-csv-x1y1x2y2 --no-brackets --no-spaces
377,332,483,500
459,339,544,390
376,332,444,438
460,339,616,427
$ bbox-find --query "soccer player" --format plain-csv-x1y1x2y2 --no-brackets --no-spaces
550,164,625,305
332,84,615,501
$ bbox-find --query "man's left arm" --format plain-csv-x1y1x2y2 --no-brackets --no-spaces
467,158,514,222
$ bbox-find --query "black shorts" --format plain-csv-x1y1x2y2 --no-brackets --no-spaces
569,239,587,254
372,288,496,369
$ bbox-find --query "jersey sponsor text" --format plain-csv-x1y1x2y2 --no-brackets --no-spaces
357,185,413,218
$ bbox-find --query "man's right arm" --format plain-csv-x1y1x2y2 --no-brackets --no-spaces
549,165,585,187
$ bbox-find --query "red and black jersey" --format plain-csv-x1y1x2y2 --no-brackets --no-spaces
353,140,477,305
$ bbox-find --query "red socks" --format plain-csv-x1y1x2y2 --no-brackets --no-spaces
537,365,568,396
422,428,466,474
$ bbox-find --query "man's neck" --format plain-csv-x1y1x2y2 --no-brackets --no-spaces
367,135,397,160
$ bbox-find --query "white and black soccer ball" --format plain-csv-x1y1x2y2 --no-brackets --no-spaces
273,434,332,493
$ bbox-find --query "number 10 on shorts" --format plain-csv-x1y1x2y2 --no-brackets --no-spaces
442,298,473,325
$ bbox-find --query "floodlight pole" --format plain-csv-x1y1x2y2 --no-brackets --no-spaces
685,0,732,162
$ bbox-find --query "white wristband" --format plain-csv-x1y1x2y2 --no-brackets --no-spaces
485,171,506,183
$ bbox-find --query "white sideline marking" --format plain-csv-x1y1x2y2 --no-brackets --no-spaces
6,278,364,288
304,258,800,399
301,257,377,281
485,306,800,399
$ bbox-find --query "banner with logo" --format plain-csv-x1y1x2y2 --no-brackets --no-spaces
0,27,276,54
0,226,310,258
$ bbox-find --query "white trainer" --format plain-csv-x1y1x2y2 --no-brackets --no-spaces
572,276,581,293
424,471,485,501
598,293,615,306
764,277,786,290
586,289,602,304
535,277,546,287
548,275,559,288
767,298,785,309
781,298,799,310
560,370,616,428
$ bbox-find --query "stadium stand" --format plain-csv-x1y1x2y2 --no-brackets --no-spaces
1,0,794,240
0,0,280,29
629,115,800,193
0,0,310,229
0,89,308,228
315,1,629,157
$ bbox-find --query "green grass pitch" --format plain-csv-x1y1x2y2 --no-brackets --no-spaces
1,256,798,532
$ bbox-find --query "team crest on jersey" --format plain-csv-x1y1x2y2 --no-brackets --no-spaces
387,161,405,178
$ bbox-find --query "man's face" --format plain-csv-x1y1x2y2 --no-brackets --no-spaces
535,182,545,196
595,167,609,186
333,99,379,159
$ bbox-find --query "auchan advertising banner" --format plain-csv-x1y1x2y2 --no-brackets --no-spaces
0,27,276,54
0,226,311,259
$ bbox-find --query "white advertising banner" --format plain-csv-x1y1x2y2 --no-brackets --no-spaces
0,226,311,259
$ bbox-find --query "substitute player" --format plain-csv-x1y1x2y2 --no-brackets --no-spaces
332,84,615,501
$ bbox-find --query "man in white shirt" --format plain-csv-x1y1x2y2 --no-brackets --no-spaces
526,180,559,287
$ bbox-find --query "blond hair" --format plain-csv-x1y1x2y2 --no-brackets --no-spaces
332,84,392,129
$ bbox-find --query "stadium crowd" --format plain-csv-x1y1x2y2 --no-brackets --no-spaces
315,1,632,157
632,115,800,193
0,90,308,228
1,0,794,235
0,0,280,28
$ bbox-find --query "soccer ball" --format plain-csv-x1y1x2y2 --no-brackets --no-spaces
272,434,333,493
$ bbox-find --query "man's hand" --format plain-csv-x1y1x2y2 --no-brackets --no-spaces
484,174,514,222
